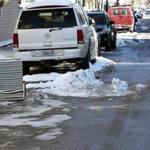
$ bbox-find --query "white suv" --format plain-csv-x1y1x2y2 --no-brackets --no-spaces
13,0,98,74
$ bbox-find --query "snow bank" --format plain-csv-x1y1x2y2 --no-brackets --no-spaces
24,73,63,83
90,56,114,72
24,57,131,97
110,78,128,96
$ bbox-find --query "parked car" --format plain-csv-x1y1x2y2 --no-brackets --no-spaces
87,11,117,51
134,9,144,21
108,5,135,32
13,0,98,74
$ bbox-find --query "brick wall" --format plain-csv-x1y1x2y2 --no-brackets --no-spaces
0,0,20,41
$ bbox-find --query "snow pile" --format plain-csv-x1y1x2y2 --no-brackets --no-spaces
90,56,114,72
24,73,63,83
41,69,104,97
110,78,128,96
24,57,131,97
135,84,147,91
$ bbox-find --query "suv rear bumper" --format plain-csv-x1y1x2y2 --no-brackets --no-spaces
13,48,87,62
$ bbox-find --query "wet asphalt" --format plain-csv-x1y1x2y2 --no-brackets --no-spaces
0,17,150,150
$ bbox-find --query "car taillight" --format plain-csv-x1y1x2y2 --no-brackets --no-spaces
77,30,85,44
13,33,19,48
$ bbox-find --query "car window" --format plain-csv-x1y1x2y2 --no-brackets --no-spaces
77,6,87,25
113,9,119,15
120,9,128,15
18,8,77,29
80,7,89,25
88,13,106,25
75,7,85,25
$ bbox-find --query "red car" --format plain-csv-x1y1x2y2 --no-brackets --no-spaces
108,5,135,32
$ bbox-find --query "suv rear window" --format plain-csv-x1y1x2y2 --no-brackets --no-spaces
18,8,77,29
88,13,106,25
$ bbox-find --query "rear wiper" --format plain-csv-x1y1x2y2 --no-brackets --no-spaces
49,27,62,32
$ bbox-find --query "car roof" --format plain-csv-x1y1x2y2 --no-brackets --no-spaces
26,0,75,9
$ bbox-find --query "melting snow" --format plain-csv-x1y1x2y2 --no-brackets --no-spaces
135,84,147,91
23,56,131,97
35,128,63,141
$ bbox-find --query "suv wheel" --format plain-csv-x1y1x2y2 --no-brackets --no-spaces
111,33,117,49
23,62,30,75
111,39,117,49
111,40,116,49
81,50,90,70
98,40,101,56
105,37,112,51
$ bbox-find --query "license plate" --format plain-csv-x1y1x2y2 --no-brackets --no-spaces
32,50,54,57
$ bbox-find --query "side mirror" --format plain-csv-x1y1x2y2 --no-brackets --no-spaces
89,17,95,25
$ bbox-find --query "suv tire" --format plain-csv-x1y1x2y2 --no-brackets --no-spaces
111,32,117,49
81,50,90,70
105,37,112,51
23,62,30,75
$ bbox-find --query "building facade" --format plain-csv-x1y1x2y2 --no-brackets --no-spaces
0,0,20,42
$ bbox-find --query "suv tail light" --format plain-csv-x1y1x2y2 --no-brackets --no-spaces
77,30,85,44
13,33,19,48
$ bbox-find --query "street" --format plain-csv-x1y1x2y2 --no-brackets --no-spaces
0,17,150,150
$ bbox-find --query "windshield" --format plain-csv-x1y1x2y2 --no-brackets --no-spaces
88,13,106,25
18,8,77,29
